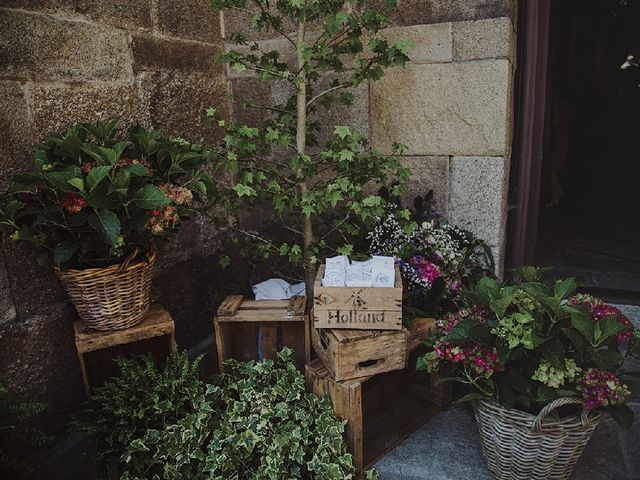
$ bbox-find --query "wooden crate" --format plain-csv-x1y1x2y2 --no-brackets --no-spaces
311,324,407,382
306,316,450,476
305,358,448,475
74,304,176,396
313,264,403,330
214,295,310,373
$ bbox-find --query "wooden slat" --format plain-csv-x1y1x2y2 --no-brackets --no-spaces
406,317,436,354
237,299,289,310
313,308,402,331
217,295,244,316
311,326,407,382
231,323,258,363
260,323,278,360
281,322,305,368
220,309,305,323
287,296,307,315
74,305,174,353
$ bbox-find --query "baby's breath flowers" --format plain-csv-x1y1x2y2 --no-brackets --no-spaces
367,205,490,315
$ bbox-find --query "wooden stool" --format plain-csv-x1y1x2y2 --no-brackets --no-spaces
74,305,176,395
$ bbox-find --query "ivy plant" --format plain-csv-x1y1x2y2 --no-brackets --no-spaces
121,349,375,480
209,0,413,292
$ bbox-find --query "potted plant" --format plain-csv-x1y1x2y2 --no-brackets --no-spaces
209,0,413,296
418,268,638,480
1,120,218,330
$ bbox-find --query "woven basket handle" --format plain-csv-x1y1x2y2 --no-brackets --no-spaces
117,247,140,273
532,396,588,431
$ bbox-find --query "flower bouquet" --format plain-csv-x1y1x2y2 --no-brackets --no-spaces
1,120,219,329
418,268,638,479
367,195,492,317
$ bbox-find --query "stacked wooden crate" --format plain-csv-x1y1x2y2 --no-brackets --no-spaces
214,295,310,371
307,266,451,475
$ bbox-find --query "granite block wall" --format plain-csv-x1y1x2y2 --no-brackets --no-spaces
0,0,233,431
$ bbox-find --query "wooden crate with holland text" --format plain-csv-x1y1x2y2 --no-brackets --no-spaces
313,264,403,330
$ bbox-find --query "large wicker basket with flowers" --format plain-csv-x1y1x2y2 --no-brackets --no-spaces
418,268,637,480
1,120,218,330
473,397,603,480
55,245,157,330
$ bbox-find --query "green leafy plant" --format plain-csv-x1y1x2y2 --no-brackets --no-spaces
0,384,50,478
418,268,639,428
209,0,413,292
1,120,219,269
72,351,204,478
120,348,375,480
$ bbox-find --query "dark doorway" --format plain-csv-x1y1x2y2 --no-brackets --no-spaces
535,0,640,299
509,0,640,300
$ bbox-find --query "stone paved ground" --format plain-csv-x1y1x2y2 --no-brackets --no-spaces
375,305,640,480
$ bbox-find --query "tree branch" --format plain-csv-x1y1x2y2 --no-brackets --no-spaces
254,1,297,47
306,83,350,108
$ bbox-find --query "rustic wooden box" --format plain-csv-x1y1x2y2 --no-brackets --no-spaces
74,304,176,396
214,295,310,373
311,324,407,381
313,264,403,330
306,317,450,476
306,358,448,475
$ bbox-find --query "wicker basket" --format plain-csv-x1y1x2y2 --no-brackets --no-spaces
55,245,157,331
473,397,603,480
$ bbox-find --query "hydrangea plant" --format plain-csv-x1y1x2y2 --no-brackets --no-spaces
0,120,219,269
209,0,413,293
418,268,639,427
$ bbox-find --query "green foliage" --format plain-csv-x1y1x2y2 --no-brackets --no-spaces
72,351,205,478
0,384,50,478
419,269,638,428
120,348,373,480
1,120,221,268
208,1,412,288
74,349,372,480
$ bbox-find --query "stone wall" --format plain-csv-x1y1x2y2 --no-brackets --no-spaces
0,0,518,433
0,0,232,431
370,5,517,275
224,0,517,274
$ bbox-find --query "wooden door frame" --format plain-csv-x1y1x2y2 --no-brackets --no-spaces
505,0,552,268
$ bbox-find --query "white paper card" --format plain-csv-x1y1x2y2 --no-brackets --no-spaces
345,264,372,287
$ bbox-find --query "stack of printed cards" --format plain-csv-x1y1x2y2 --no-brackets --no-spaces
321,255,395,288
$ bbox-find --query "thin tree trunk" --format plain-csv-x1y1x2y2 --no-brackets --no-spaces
295,18,316,300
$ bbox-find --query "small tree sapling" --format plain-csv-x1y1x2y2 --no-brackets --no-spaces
210,0,413,294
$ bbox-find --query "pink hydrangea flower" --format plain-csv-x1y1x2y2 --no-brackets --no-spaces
570,294,634,343
579,368,630,411
62,192,86,214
